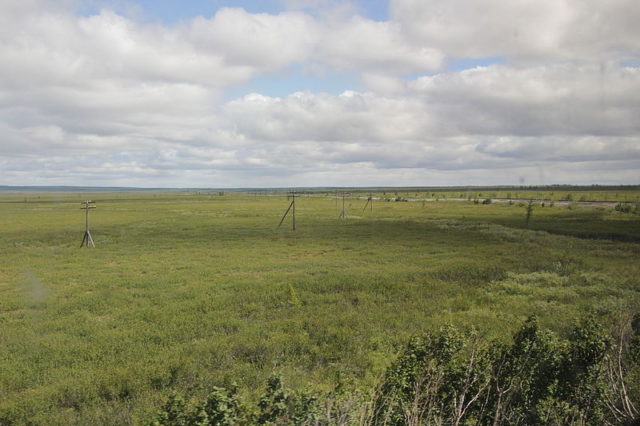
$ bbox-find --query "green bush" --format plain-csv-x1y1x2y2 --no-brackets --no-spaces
148,317,639,425
371,316,626,425
615,202,639,214
525,201,534,227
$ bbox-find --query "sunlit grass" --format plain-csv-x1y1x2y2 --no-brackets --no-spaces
0,191,638,424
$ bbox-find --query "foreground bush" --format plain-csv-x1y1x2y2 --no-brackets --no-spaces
149,315,640,425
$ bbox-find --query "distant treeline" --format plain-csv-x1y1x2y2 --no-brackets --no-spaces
299,184,640,195
2,184,639,194
149,314,639,426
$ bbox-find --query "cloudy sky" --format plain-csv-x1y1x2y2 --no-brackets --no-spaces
1,0,638,188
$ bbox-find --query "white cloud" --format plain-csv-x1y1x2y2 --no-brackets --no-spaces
0,0,638,187
410,64,640,137
390,0,640,62
224,90,429,143
185,8,319,71
218,64,639,180
318,16,443,73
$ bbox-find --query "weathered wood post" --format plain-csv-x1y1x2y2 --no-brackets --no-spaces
339,192,347,219
80,200,96,247
362,193,373,214
277,191,296,231
292,191,296,231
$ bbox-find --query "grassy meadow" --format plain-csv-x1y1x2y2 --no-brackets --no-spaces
0,189,639,424
309,185,640,203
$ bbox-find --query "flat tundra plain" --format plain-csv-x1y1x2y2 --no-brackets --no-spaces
0,189,639,424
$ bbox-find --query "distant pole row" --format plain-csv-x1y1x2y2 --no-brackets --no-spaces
278,191,373,231
79,192,374,245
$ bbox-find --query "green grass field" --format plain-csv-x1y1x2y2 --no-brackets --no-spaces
307,185,640,203
1,190,639,424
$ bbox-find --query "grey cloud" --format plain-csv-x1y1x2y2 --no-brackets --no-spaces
391,0,640,62
224,91,428,143
411,64,640,137
317,16,443,73
0,0,638,187
476,136,640,163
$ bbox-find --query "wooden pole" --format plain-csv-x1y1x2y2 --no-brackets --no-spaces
292,191,296,231
277,191,296,231
80,200,96,248
278,200,294,228
362,193,373,214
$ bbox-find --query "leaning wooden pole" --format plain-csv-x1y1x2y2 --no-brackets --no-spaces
277,191,296,231
278,200,294,228
362,193,373,214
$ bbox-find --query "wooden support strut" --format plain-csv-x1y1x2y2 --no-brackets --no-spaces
277,191,296,231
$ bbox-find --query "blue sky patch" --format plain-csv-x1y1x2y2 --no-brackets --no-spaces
224,65,361,100
447,57,505,71
621,60,640,67
77,0,388,24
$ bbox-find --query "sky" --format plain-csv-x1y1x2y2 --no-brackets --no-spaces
1,0,639,188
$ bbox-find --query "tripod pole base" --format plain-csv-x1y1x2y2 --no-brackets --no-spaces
80,231,95,248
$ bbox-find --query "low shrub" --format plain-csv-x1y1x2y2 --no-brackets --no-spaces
148,315,640,425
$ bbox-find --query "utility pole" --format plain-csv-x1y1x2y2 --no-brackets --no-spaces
80,200,96,248
362,193,373,214
278,191,296,231
339,192,347,219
